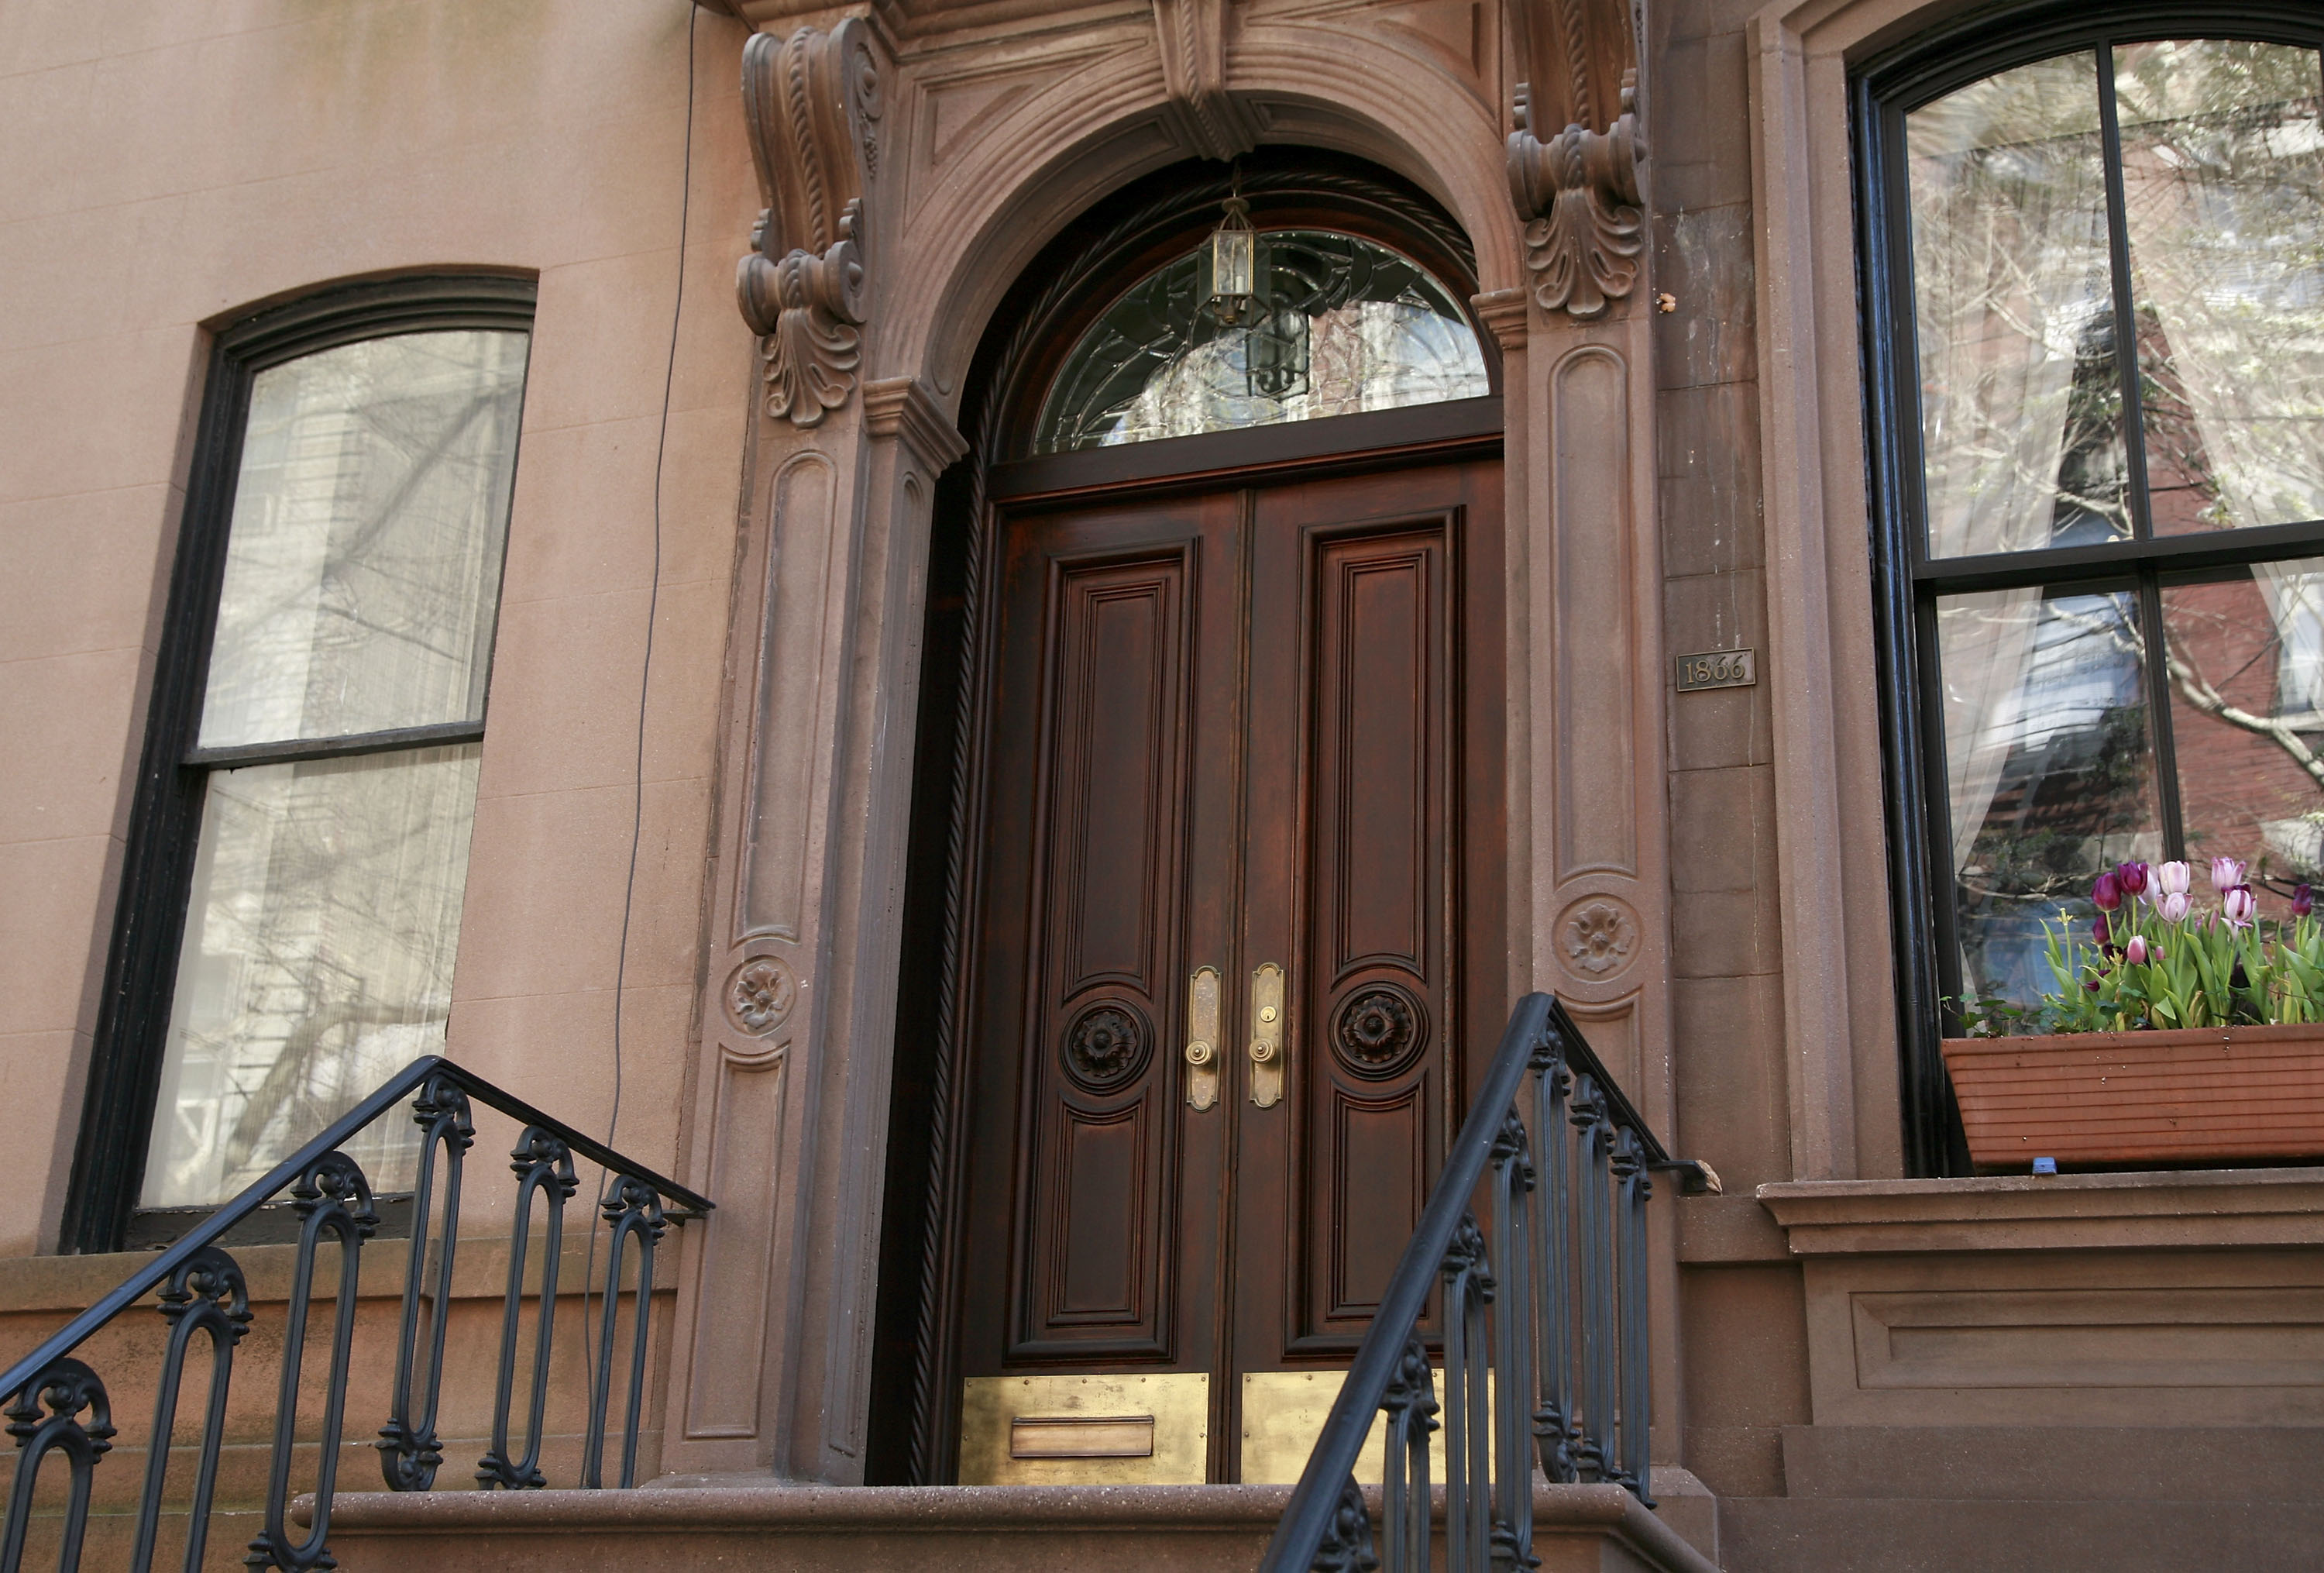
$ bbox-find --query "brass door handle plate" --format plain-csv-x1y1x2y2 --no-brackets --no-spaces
1250,962,1285,1108
1185,965,1222,1110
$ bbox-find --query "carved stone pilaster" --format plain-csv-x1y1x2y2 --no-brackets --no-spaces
1153,0,1264,161
737,19,885,427
1503,0,1645,321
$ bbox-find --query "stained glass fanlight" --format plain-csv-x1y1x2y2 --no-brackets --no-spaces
1035,228,1490,453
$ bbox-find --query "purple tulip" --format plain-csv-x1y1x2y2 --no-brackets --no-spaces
2210,856,2247,893
2093,911,2112,947
2157,860,2192,897
2117,861,2150,898
2159,891,2191,923
2223,885,2258,928
2092,872,2122,910
2124,935,2150,965
2297,884,2315,918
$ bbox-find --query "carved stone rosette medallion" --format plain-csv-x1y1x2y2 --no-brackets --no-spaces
1332,984,1429,1079
736,19,884,427
726,957,799,1035
1062,1000,1153,1092
1559,897,1639,979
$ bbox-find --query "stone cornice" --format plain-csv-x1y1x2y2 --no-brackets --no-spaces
1757,1168,2324,1255
861,377,968,471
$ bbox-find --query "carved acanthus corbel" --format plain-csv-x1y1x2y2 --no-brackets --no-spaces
1504,0,1645,321
1153,0,1263,161
736,19,884,427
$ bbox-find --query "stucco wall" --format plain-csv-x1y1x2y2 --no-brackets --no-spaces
0,0,763,1254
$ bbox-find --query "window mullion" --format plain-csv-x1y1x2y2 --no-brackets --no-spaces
2140,568,2187,860
2095,42,2158,544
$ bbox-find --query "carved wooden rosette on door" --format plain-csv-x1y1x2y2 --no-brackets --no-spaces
736,20,885,426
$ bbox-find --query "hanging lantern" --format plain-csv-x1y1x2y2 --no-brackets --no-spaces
1246,305,1309,401
1199,194,1261,327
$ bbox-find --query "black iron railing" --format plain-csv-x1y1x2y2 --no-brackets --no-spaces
1259,994,1716,1573
0,1055,710,1572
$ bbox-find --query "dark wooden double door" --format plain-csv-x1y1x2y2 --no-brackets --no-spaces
956,452,1504,1482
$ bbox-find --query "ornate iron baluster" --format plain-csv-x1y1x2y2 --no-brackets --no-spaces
1528,1035,1578,1483
1440,1215,1494,1572
1613,1126,1654,1504
478,1127,577,1490
1312,1476,1380,1573
129,1248,248,1573
0,1358,113,1573
581,1176,669,1489
379,1073,474,1492
249,1152,377,1572
1380,1337,1437,1573
1569,1071,1617,1483
1487,1110,1535,1573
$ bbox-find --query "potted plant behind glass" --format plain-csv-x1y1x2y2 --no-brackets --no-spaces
1943,857,2324,1171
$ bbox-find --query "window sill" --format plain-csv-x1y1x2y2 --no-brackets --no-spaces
1755,1166,2324,1256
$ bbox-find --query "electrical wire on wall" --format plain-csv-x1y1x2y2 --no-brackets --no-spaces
580,0,696,1413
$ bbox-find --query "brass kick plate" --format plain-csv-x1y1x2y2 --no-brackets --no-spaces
960,1373,1208,1485
1239,1370,1496,1485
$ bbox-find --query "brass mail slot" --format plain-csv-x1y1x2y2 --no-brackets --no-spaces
960,1373,1208,1484
1009,1413,1154,1459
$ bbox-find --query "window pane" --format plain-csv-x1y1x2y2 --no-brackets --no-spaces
1939,588,2161,1007
198,331,528,749
2116,41,2324,535
2164,559,2324,916
1907,53,2132,557
1035,230,1489,453
143,745,481,1207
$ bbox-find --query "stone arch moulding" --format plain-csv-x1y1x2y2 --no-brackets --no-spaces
665,0,1677,1487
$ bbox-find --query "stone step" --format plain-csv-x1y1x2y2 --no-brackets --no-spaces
1720,1496,2324,1573
316,1482,1719,1572
1779,1425,2324,1502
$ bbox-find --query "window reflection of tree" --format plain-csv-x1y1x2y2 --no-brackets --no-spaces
1956,592,2153,1000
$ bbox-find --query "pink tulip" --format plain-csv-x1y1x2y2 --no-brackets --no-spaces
2160,891,2191,922
2223,885,2258,928
2124,935,2150,965
2211,856,2246,893
2157,861,2192,897
2092,872,2122,910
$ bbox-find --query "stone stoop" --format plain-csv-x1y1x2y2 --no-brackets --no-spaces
315,1481,1721,1572
1717,1427,2324,1572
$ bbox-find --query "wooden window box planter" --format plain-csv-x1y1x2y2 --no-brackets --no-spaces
1941,1024,2324,1172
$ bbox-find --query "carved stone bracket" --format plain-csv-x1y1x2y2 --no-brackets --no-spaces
737,19,884,427
1153,0,1264,161
1503,0,1645,321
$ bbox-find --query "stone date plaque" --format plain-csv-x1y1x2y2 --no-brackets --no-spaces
1674,647,1756,693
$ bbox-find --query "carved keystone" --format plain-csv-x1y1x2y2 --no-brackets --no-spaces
737,19,884,426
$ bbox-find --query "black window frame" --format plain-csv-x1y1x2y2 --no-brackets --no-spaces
61,274,537,1254
1855,1,2324,1175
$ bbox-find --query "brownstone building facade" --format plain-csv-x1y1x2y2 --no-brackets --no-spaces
2,0,2320,1568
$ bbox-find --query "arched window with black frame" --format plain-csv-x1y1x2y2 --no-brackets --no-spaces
1858,5,2324,1172
63,277,534,1250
